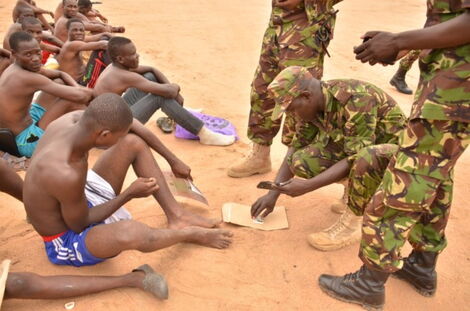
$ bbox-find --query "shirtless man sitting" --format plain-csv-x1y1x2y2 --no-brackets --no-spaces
57,18,110,87
54,0,124,43
0,159,170,300
0,31,93,157
20,17,61,63
23,93,232,267
94,37,235,146
12,0,54,32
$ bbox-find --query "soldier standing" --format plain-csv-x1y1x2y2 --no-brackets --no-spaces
318,1,470,310
228,0,342,177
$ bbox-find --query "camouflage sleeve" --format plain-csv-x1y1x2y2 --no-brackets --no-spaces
343,94,377,157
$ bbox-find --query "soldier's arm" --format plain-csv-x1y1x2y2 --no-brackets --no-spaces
355,11,470,64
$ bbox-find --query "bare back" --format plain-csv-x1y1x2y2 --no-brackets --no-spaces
23,111,88,236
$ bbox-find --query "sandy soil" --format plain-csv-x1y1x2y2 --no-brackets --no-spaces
1,0,469,310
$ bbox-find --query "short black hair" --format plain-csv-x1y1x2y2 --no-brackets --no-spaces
66,18,84,30
9,31,35,52
21,17,41,30
82,93,133,132
107,36,132,63
78,0,92,8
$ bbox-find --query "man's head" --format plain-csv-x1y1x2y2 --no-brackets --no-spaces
81,93,134,148
268,66,322,122
63,0,79,18
107,36,139,69
78,0,92,15
16,7,35,23
66,18,85,41
9,31,42,72
21,17,43,44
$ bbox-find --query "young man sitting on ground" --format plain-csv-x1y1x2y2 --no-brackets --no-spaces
0,31,93,158
23,93,232,268
57,18,111,87
94,36,235,146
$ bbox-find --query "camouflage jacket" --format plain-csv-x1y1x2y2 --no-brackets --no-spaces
292,79,407,158
269,0,342,46
411,0,470,123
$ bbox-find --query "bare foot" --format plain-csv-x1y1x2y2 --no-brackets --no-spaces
168,209,221,229
184,226,233,249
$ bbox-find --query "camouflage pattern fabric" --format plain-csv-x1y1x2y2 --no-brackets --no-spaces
354,0,470,272
410,0,470,123
357,119,469,272
398,50,420,72
247,0,342,146
286,79,406,178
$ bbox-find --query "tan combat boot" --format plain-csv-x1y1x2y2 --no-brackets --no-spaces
307,209,362,251
227,143,271,178
330,180,348,214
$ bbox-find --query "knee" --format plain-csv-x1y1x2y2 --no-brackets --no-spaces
114,221,148,249
120,133,147,151
142,72,157,82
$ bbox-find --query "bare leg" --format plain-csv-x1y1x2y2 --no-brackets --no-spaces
92,134,219,228
0,159,23,201
85,220,233,259
5,271,141,299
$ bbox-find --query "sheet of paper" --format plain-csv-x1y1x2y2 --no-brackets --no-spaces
222,202,288,231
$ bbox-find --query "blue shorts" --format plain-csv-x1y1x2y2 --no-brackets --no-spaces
43,201,105,267
15,103,46,157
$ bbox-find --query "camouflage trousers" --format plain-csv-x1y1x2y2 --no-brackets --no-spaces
350,119,469,273
287,140,345,178
398,50,420,73
247,25,326,146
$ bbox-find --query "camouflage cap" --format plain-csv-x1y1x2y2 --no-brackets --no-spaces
268,66,313,120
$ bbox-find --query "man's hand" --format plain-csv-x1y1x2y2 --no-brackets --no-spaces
353,31,400,65
125,177,159,198
273,178,310,197
251,192,278,218
176,93,184,106
170,159,192,180
165,83,180,99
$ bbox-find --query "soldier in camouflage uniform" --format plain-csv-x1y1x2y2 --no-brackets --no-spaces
319,1,470,310
228,0,342,178
249,66,406,251
390,50,420,94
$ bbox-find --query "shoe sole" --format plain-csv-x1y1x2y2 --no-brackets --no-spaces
227,166,271,178
318,281,383,311
391,274,435,297
307,235,361,251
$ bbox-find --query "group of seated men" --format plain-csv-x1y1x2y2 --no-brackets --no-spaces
0,0,236,304
0,0,469,310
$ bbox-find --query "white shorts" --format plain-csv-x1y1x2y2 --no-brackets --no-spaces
85,169,132,224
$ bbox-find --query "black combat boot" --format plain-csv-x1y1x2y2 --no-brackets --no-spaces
390,67,413,94
393,250,438,297
318,265,389,311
